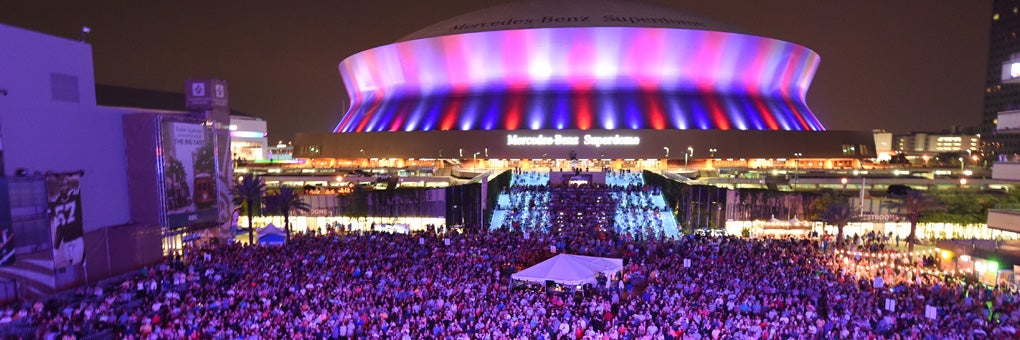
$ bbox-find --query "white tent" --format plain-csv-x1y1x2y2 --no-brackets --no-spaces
257,223,287,245
511,254,623,286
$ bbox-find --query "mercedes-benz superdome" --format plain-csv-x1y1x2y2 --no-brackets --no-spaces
297,0,872,161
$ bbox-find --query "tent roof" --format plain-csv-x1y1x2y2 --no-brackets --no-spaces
511,254,623,286
258,223,286,237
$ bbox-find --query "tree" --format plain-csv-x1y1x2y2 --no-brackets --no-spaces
881,190,945,252
807,189,845,221
232,175,265,245
265,186,311,241
817,197,856,247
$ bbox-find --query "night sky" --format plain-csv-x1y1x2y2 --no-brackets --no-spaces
0,0,992,141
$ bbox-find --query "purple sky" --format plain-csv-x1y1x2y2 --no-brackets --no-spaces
0,0,992,141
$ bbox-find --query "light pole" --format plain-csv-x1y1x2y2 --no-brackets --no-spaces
793,152,803,190
664,147,670,158
841,177,848,192
685,146,694,168
959,157,964,173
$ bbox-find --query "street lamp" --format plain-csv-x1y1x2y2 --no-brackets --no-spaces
793,152,803,190
664,147,670,158
685,146,694,168
960,177,967,188
841,177,848,191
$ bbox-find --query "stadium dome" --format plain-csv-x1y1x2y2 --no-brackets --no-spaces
397,0,744,41
334,0,825,133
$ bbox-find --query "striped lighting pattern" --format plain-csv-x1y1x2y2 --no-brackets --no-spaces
334,27,824,133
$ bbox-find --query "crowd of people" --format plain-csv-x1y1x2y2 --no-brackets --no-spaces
496,171,677,240
496,183,552,233
608,188,674,240
2,169,1019,338
1,228,1017,338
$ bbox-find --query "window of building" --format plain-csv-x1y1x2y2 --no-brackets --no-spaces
302,145,322,156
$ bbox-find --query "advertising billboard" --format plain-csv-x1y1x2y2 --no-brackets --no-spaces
47,171,84,269
161,121,218,228
1002,58,1020,84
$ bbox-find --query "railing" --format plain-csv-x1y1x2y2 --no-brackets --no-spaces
994,203,1020,210
0,320,37,338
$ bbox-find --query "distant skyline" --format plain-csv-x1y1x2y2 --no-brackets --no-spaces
0,0,993,140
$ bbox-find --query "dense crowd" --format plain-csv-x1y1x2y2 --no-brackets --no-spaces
2,169,1018,338
497,171,675,240
0,227,1016,339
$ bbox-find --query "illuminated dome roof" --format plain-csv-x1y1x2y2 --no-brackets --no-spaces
334,0,825,133
399,0,743,42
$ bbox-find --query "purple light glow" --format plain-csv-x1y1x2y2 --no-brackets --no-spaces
335,26,824,133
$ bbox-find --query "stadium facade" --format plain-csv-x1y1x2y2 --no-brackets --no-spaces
296,0,874,164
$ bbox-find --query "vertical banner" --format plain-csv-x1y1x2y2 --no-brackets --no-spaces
186,79,232,234
47,171,84,269
0,178,14,266
161,121,219,228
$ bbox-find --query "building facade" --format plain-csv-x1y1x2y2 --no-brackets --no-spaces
297,0,874,165
0,23,233,300
984,0,1020,154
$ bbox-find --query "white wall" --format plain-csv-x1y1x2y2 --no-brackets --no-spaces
0,24,130,232
998,110,1020,132
993,162,1020,181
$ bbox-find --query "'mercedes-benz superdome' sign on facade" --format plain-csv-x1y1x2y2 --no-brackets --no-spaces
449,15,707,33
398,0,743,42
507,134,640,147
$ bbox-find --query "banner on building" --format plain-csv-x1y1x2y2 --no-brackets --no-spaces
0,178,14,266
161,121,219,228
47,171,85,269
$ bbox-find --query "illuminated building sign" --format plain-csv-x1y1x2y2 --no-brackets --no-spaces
507,134,640,147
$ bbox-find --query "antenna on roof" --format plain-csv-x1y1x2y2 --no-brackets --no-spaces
78,26,91,43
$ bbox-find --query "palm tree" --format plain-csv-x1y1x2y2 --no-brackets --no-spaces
818,198,856,248
265,186,311,241
881,189,944,252
232,175,265,245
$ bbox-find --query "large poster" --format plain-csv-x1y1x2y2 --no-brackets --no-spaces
47,171,84,269
162,121,219,228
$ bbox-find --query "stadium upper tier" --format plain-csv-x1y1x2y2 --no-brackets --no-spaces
334,0,825,133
